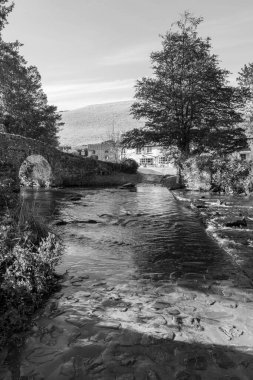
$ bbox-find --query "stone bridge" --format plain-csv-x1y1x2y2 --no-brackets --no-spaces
0,133,127,187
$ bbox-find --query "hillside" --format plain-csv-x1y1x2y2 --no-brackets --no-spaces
58,100,144,147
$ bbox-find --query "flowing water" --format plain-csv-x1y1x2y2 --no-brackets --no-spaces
3,184,253,380
21,185,235,282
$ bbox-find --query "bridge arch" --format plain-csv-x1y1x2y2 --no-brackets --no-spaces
19,154,52,187
0,132,124,189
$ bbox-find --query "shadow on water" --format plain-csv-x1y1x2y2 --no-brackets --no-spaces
4,312,253,379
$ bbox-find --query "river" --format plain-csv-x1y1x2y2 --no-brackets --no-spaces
2,184,253,380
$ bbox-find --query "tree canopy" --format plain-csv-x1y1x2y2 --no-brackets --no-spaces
0,0,13,32
237,63,253,141
121,12,248,161
0,0,62,146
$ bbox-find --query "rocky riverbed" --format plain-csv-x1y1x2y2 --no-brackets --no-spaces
1,185,253,380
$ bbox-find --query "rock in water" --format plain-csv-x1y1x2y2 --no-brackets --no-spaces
225,217,247,228
119,183,136,189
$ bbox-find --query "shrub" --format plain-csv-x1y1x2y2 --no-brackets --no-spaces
120,158,139,174
182,156,211,191
0,202,62,346
211,156,253,194
182,154,253,194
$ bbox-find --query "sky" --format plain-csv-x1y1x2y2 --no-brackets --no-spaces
3,0,253,111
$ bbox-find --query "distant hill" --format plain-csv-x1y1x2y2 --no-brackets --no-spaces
58,100,144,147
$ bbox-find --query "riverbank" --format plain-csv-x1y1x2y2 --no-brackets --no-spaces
2,185,253,379
0,199,63,353
171,190,253,279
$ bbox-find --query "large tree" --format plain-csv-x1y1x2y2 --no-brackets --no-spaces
122,12,248,163
0,0,63,146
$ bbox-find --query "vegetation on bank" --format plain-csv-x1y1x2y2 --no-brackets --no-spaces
99,158,139,175
121,12,253,193
182,155,253,194
0,190,62,347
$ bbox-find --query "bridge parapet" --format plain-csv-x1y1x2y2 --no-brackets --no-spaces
0,132,127,187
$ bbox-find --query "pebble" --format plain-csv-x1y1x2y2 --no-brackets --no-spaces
82,292,91,297
71,277,83,283
96,321,121,329
160,330,175,341
65,318,89,328
110,293,121,300
93,281,107,287
219,325,243,340
168,308,181,316
153,301,171,310
151,316,167,326
79,274,89,279
72,282,82,287
120,357,136,366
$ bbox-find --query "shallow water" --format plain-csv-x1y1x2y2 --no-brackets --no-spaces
21,185,236,283
2,184,253,380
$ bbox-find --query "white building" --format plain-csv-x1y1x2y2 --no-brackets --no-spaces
120,145,177,175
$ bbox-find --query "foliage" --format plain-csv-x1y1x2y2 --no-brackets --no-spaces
238,63,253,88
237,63,253,140
0,203,62,346
121,12,248,162
0,0,13,32
181,155,211,191
182,154,253,194
120,158,139,174
0,1,63,146
211,156,253,194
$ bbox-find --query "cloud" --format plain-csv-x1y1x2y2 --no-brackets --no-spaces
44,78,135,98
100,43,157,66
43,78,136,110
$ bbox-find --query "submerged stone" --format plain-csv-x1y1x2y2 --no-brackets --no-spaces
97,321,122,329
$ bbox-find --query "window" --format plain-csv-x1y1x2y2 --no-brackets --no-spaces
158,156,168,164
140,157,154,166
146,146,152,153
240,153,247,160
136,147,142,154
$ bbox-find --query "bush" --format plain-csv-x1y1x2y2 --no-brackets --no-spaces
182,154,253,194
211,156,253,194
0,202,62,346
120,158,139,174
182,156,211,191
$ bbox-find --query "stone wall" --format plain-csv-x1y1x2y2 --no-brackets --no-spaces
0,133,130,187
